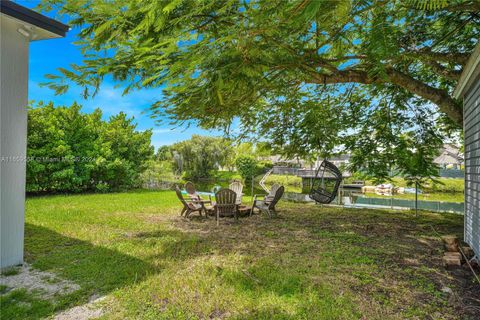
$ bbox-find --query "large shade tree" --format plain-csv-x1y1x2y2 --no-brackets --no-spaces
41,0,479,180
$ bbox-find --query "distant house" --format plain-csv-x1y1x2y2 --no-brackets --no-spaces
327,154,351,169
262,155,306,167
453,41,480,261
433,144,464,169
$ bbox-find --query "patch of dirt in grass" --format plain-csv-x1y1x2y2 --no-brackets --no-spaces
141,208,181,224
53,295,107,320
0,264,79,298
209,308,230,319
151,295,170,311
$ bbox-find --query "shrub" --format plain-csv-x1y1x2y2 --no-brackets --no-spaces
257,160,274,174
140,160,181,189
430,178,464,193
27,102,154,193
95,182,110,193
367,177,464,193
263,174,302,193
235,155,258,181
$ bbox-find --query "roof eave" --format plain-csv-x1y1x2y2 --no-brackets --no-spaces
453,40,480,99
0,1,69,38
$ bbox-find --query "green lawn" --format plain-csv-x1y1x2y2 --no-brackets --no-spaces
1,190,476,319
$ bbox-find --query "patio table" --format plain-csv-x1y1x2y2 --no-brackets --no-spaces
237,205,252,217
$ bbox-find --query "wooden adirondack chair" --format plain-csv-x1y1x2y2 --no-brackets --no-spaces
184,181,200,200
252,186,284,217
229,181,243,205
175,185,203,218
184,181,212,204
265,183,280,203
214,188,238,225
253,183,280,205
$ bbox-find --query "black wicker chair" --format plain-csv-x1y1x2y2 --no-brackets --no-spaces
309,160,342,204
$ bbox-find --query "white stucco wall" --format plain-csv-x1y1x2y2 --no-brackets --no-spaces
0,15,29,268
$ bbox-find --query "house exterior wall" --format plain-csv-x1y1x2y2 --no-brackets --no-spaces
464,73,480,258
0,16,29,268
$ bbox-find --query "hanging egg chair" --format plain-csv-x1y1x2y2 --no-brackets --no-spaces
309,160,343,204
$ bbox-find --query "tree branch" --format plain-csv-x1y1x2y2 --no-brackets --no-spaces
443,1,480,12
307,69,374,85
422,60,462,81
386,68,463,125
405,50,471,65
303,66,463,126
323,55,367,62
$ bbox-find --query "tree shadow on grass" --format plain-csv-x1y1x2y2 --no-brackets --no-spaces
24,224,156,290
2,223,199,320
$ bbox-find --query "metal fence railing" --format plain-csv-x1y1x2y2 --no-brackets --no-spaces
272,166,301,175
345,197,464,214
439,169,464,178
283,192,464,214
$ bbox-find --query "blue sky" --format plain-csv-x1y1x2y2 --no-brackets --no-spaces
18,0,222,149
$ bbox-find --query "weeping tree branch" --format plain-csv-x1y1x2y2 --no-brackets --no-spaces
402,0,480,12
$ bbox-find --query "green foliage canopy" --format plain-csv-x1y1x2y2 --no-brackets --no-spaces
39,0,478,181
156,145,173,161
40,0,478,124
140,159,178,188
